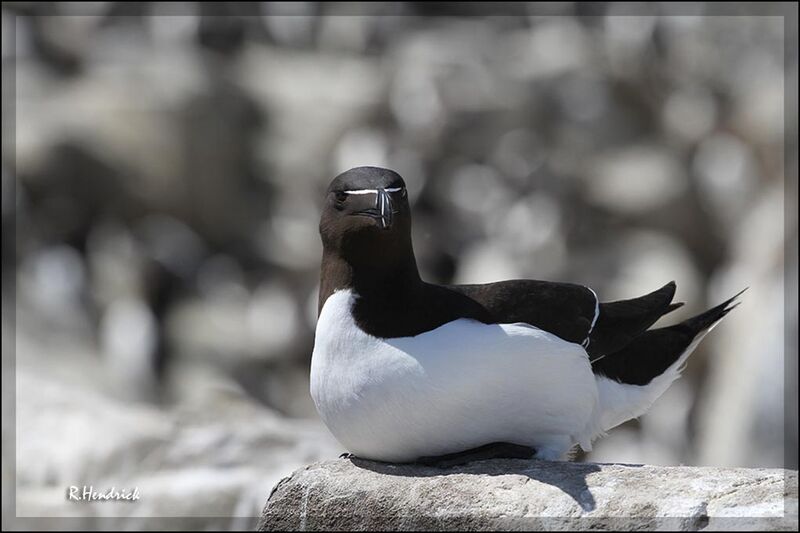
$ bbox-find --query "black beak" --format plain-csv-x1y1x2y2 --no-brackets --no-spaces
350,188,395,229
376,188,392,230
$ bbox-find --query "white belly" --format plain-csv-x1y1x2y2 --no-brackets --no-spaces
310,289,599,462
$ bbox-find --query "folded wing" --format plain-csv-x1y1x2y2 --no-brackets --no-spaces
453,280,682,362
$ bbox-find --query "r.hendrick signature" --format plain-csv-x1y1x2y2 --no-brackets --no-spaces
67,486,140,502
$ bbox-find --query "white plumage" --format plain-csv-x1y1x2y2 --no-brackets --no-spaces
310,289,702,462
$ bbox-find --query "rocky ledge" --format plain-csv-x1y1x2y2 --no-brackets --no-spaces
258,458,798,531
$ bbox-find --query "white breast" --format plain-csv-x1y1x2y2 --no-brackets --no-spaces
310,289,599,462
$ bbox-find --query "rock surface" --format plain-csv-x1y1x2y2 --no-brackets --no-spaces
258,458,798,531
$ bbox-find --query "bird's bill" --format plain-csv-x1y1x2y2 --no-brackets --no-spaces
348,188,394,230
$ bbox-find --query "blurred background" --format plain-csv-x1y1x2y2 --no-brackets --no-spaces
2,2,797,529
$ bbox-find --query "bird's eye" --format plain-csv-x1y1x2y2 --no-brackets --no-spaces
334,191,347,208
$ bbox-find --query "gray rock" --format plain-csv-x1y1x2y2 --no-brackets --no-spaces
258,458,798,531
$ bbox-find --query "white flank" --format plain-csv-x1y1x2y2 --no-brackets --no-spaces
311,289,725,462
311,289,598,462
594,323,721,435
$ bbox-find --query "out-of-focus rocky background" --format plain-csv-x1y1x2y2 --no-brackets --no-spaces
3,2,797,530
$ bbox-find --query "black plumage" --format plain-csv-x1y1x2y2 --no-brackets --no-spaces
318,167,743,388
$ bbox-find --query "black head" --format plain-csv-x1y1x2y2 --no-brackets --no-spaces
320,167,411,266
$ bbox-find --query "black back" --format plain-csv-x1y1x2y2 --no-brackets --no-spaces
318,167,742,387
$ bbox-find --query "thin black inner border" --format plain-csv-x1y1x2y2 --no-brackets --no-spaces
1,2,797,529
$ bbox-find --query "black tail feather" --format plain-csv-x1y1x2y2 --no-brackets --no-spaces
682,287,747,335
592,289,745,386
664,302,685,315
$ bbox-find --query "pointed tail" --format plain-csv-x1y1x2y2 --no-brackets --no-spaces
591,289,745,435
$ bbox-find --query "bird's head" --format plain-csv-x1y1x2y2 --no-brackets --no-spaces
319,166,412,267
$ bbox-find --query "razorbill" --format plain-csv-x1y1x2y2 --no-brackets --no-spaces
311,166,743,465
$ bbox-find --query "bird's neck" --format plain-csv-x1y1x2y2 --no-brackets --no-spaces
318,250,423,315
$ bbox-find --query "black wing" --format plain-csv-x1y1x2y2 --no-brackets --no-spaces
451,279,598,345
452,280,681,353
585,281,681,358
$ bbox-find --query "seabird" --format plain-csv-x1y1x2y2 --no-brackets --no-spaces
311,166,743,465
